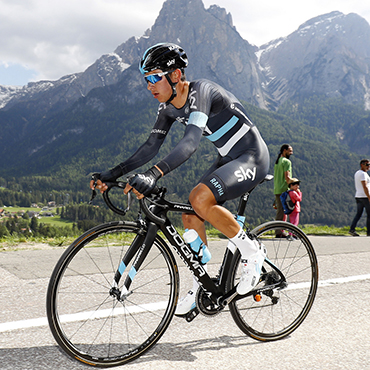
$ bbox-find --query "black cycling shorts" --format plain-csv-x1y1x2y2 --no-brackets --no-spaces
199,127,270,203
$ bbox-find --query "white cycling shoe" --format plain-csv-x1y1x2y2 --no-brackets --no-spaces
175,290,196,316
237,242,266,295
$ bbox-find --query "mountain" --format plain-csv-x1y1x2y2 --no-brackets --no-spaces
2,5,370,114
258,11,370,109
0,54,130,114
0,0,265,115
1,2,370,161
0,0,369,227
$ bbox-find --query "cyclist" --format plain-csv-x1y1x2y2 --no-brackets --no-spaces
91,43,270,316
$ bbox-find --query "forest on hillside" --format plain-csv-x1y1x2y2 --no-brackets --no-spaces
0,95,368,230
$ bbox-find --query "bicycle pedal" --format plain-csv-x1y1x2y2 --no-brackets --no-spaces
185,307,199,322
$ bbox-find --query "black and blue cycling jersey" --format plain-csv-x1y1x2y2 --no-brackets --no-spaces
116,79,270,203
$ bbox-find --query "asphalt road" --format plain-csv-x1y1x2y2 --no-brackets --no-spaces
0,235,369,370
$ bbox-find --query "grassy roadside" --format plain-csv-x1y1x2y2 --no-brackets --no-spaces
0,224,366,252
300,224,367,236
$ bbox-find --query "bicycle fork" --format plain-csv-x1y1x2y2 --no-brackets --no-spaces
110,222,159,301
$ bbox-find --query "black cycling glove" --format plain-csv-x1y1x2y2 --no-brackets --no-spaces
129,166,162,196
99,165,124,183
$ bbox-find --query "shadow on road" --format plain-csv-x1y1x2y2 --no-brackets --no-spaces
0,333,271,370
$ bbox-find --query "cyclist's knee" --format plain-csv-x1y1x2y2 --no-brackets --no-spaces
189,184,216,217
182,212,195,225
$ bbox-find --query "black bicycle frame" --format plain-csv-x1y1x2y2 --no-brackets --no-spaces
112,191,247,305
110,174,276,305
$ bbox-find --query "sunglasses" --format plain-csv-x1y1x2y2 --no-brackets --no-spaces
144,70,175,84
290,182,300,186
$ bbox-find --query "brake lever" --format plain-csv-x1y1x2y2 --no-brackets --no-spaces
89,189,97,204
89,174,99,204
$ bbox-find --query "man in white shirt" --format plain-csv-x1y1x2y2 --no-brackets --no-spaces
349,159,370,236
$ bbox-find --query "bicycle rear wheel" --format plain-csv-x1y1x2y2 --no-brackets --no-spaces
228,221,318,341
47,221,179,367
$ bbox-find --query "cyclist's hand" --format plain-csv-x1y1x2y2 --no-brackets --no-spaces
90,178,108,194
128,166,162,197
124,183,145,199
90,166,124,194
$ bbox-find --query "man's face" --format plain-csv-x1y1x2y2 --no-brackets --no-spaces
361,161,370,172
145,69,174,103
284,146,293,159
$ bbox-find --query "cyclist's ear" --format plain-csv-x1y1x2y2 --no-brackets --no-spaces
170,69,182,83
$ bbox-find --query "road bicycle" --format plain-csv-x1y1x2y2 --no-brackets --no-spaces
47,174,318,367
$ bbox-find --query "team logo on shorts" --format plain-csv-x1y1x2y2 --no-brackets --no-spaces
209,178,224,197
234,166,256,183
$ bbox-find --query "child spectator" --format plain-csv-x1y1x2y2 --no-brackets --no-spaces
288,178,302,227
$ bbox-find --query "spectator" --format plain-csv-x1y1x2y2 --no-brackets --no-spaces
349,159,370,236
274,144,293,237
287,178,302,227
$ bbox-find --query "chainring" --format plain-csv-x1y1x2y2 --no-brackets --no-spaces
196,282,224,317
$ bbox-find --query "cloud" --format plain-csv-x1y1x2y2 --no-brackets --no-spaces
0,0,370,85
0,0,164,82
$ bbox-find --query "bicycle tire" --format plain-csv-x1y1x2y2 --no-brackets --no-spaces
47,221,179,367
228,221,318,341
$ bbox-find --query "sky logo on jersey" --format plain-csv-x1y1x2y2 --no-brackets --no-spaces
234,166,257,183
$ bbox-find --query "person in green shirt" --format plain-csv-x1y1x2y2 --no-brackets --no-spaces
274,144,293,237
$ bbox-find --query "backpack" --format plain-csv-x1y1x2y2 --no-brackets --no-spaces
280,190,296,215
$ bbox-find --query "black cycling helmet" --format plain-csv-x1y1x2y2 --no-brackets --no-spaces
139,43,188,74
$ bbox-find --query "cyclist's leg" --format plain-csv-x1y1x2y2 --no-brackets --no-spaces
191,147,269,294
181,155,223,244
176,213,208,316
175,161,220,316
188,184,240,238
182,212,207,246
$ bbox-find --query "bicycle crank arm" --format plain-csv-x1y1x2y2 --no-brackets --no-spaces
219,288,239,306
185,307,199,322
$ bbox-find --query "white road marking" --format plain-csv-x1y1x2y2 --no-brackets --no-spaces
1,274,370,333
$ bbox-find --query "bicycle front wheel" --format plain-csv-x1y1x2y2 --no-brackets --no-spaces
47,221,179,367
228,221,318,341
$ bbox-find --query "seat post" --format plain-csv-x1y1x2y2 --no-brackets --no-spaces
236,174,273,217
237,192,250,216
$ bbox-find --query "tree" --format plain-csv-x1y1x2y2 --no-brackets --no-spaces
30,217,39,234
0,223,9,238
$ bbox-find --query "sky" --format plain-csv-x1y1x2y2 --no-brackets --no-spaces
1,0,370,87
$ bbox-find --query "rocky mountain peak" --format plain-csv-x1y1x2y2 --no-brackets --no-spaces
1,2,370,115
111,0,265,107
258,11,370,109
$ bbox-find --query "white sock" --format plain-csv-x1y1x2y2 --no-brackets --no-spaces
229,227,258,259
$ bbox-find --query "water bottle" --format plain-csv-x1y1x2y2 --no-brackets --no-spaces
183,229,211,264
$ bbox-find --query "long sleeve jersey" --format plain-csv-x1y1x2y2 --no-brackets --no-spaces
117,79,257,176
